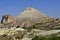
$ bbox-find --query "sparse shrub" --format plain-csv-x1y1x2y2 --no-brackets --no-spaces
32,36,60,40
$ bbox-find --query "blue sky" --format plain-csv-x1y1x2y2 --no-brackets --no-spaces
0,0,60,20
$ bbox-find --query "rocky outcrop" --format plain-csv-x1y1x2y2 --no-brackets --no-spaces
0,7,60,40
1,7,60,30
1,14,14,25
0,27,60,40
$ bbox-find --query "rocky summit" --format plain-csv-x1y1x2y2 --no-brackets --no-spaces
16,7,51,23
0,7,60,40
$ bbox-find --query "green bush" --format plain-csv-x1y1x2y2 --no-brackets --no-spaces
32,36,60,40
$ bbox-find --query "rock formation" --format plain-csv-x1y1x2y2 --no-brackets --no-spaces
1,14,14,24
0,7,60,40
16,7,51,23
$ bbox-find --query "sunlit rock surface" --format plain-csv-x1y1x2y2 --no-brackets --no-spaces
0,7,60,40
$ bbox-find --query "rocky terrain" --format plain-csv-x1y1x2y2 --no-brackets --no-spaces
0,7,60,40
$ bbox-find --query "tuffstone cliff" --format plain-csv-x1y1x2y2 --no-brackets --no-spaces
0,7,60,40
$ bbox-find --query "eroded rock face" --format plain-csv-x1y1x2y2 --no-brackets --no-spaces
1,7,60,40
20,22,33,29
0,34,14,40
0,28,60,40
1,14,14,24
0,27,27,40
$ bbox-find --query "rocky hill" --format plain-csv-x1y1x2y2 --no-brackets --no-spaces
0,7,60,40
16,7,51,24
